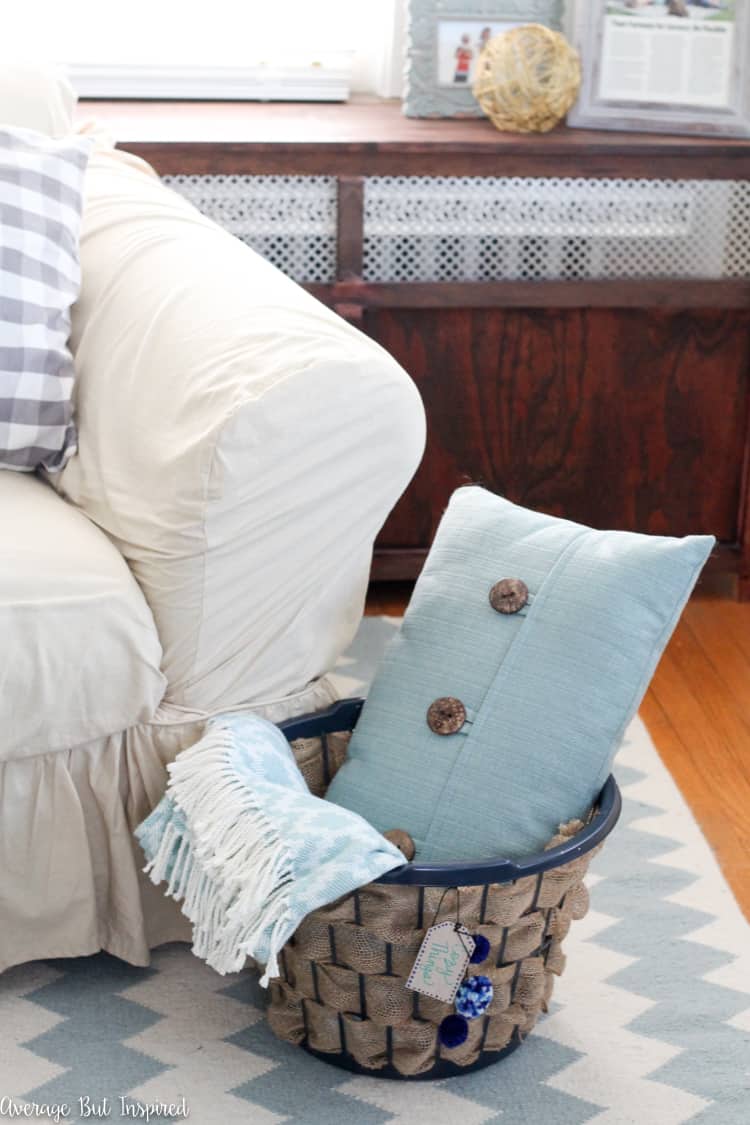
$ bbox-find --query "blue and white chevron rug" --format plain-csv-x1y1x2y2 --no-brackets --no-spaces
2,617,748,1124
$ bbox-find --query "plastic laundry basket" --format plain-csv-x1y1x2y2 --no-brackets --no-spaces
267,698,621,1080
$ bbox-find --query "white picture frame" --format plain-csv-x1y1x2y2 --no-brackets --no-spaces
567,0,750,136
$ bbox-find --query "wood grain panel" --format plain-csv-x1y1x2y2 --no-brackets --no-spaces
336,176,364,280
79,100,750,179
368,307,750,550
308,279,750,310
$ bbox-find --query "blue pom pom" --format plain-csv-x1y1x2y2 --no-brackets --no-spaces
470,934,491,964
439,1014,469,1048
455,975,494,1020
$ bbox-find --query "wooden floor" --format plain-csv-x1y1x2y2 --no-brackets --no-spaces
366,576,750,922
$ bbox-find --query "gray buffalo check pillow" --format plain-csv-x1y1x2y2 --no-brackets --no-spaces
0,126,91,471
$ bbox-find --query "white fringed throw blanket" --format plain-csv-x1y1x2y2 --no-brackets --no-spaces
135,712,403,984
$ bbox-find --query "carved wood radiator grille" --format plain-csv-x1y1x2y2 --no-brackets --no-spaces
164,173,750,284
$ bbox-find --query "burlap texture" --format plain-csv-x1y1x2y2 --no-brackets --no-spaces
277,730,599,1076
291,730,352,797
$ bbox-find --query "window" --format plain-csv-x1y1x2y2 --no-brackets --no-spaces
8,0,405,99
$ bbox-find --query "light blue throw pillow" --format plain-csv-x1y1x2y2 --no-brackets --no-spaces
326,487,714,862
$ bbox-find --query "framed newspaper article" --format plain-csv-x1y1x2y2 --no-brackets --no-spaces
568,0,750,136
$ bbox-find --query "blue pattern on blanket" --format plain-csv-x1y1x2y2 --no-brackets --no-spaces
135,713,404,984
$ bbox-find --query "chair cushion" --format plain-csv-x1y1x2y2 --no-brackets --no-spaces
0,473,166,761
325,486,714,861
53,146,425,713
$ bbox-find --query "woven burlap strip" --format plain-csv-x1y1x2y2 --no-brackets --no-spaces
266,981,305,1045
268,730,601,1075
484,1011,519,1052
290,732,352,797
339,1011,391,1070
334,923,394,973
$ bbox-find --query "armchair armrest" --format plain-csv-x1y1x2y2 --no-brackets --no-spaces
55,146,425,714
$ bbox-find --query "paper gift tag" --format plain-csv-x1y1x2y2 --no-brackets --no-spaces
406,921,476,1003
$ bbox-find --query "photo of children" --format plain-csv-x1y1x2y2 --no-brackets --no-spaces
437,19,519,86
453,33,473,82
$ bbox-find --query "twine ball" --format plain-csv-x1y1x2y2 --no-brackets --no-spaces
472,24,581,134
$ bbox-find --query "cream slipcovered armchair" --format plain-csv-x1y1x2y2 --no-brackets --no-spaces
0,68,425,973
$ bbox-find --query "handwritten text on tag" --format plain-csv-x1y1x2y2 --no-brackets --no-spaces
406,921,475,1003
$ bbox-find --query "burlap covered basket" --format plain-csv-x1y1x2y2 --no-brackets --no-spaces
270,699,621,1080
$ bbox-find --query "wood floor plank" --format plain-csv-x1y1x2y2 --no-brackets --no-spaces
650,627,750,792
684,598,750,701
640,686,669,731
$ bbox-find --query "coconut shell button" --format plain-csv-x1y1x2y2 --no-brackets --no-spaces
427,696,467,735
489,578,529,615
385,829,416,860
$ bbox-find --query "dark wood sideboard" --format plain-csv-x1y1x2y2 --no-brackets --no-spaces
83,100,750,597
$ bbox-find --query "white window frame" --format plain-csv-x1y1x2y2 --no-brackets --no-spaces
22,0,406,102
68,61,355,102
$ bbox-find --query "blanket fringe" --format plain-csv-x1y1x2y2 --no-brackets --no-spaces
142,723,295,983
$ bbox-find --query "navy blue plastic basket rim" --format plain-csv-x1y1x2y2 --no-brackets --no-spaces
279,696,622,888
